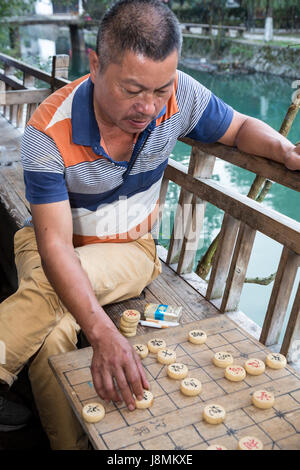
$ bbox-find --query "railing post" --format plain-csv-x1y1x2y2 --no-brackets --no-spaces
206,213,240,300
260,247,300,346
281,281,300,362
220,222,256,312
166,146,215,272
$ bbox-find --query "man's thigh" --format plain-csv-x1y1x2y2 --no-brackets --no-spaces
75,234,161,306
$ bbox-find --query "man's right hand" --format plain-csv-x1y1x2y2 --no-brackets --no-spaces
31,200,149,411
90,324,149,410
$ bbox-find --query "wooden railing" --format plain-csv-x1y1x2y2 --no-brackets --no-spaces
157,140,300,363
0,54,299,365
0,52,69,128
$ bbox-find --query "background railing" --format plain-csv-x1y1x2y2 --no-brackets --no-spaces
0,53,69,128
0,54,299,365
157,140,300,363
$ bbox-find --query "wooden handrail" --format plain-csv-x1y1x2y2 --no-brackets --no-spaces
165,158,300,254
180,138,300,193
0,52,69,89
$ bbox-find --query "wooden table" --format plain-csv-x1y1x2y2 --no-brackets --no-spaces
49,314,300,450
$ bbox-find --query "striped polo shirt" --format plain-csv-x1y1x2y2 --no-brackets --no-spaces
21,70,233,247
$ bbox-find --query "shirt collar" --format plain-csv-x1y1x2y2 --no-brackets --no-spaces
71,76,167,148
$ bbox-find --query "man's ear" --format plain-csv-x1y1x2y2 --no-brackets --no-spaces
89,50,100,83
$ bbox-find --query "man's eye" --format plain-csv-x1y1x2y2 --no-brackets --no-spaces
156,89,168,95
126,89,140,95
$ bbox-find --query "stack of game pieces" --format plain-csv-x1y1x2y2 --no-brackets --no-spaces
119,309,141,337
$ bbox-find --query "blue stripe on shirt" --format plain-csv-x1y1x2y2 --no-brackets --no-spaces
24,170,69,204
186,93,234,143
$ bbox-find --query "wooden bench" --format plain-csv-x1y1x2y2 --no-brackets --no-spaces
181,23,246,38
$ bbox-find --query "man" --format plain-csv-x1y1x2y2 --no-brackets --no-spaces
0,0,299,450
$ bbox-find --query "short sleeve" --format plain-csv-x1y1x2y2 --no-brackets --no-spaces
176,70,234,143
21,125,69,204
185,93,234,143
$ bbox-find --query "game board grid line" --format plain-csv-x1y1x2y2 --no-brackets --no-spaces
87,376,300,447
56,318,300,450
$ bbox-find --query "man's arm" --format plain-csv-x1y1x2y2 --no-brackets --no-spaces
218,110,300,170
31,200,148,410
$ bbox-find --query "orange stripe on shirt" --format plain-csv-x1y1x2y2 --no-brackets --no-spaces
73,202,159,247
27,74,90,133
156,73,179,127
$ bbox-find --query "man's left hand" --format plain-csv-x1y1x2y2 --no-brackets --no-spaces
284,145,300,171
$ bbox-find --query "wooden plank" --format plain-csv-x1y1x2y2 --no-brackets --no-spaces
180,137,300,193
0,162,29,211
49,314,300,450
153,176,169,240
206,213,240,300
167,147,215,266
177,148,216,274
0,52,69,89
220,223,256,312
260,247,300,346
166,188,192,264
164,159,300,255
0,72,25,90
0,88,50,105
0,115,22,164
281,282,300,361
176,193,204,274
0,163,30,228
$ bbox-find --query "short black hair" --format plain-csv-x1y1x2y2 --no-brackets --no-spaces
96,0,181,70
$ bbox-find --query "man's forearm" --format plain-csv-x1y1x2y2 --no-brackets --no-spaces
235,116,295,166
40,242,115,345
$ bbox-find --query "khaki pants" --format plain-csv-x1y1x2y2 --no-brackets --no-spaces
0,227,161,450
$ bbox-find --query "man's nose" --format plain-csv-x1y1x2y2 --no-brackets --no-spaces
134,93,156,117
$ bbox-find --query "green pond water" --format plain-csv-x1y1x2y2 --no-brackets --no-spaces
19,26,300,342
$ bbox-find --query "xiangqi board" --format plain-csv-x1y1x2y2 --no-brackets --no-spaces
49,315,300,450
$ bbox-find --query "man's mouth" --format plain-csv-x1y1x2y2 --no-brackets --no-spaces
127,118,151,129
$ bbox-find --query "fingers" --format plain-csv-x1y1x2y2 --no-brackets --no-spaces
114,367,137,411
133,351,149,391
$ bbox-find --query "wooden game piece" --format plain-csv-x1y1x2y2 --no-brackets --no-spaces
225,365,246,382
120,325,136,333
238,436,263,450
133,344,149,359
203,404,226,424
206,444,227,450
135,390,153,409
180,378,202,396
252,390,275,409
188,330,207,344
157,348,176,365
82,403,105,423
265,353,287,370
120,317,137,328
244,358,265,375
147,338,167,353
120,329,137,337
122,309,141,323
167,363,188,380
213,351,234,368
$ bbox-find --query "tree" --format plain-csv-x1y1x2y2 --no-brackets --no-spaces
0,0,35,55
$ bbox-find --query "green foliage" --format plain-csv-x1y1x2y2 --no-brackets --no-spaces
0,0,34,17
0,0,35,55
55,0,112,18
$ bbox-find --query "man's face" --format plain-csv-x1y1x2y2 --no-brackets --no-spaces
89,49,178,134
